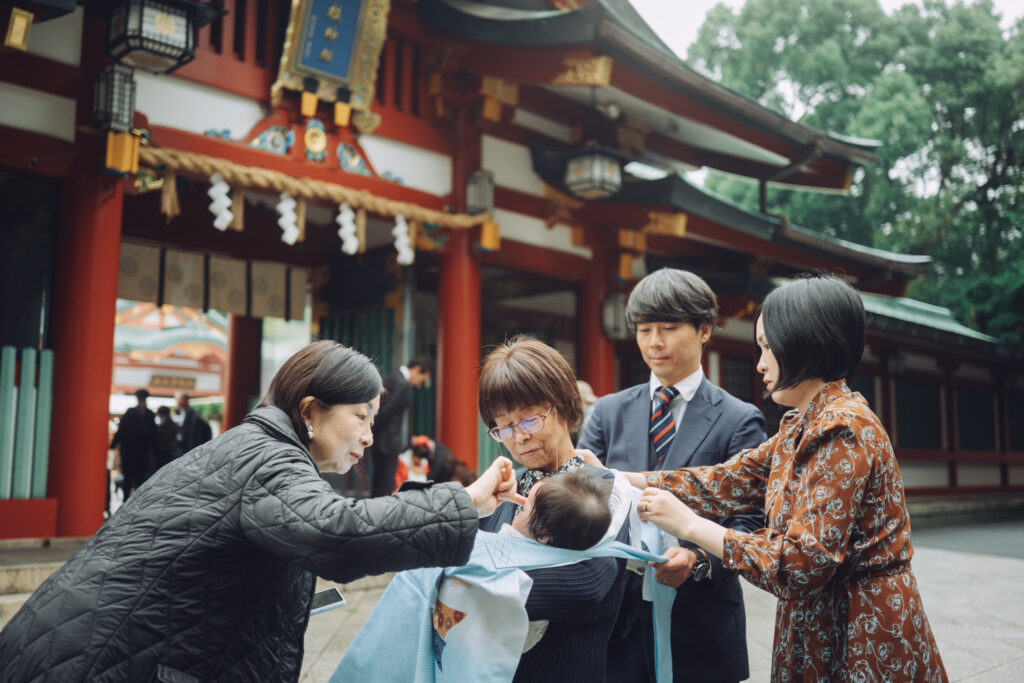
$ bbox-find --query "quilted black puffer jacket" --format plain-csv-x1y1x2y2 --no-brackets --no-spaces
0,407,478,682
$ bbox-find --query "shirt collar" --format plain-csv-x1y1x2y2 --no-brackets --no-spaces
648,366,704,403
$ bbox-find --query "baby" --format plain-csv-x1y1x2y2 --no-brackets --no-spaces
508,470,613,550
432,471,615,665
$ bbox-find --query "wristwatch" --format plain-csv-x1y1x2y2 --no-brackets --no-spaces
691,548,712,582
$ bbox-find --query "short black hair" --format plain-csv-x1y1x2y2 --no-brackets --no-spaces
758,273,865,391
258,341,383,447
625,268,717,335
407,356,434,376
528,471,612,550
134,389,150,400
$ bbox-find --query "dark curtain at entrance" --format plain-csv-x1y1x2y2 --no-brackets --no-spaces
0,172,60,349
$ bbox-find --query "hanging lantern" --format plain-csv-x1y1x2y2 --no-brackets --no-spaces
105,0,223,74
93,63,136,133
601,293,629,340
564,147,622,199
466,169,495,215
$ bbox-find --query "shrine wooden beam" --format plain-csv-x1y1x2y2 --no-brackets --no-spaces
0,51,81,100
145,125,452,210
0,124,78,177
435,41,602,86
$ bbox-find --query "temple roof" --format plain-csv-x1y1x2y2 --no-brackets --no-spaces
420,0,880,190
528,142,929,279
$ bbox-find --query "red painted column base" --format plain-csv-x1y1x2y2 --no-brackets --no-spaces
0,499,58,539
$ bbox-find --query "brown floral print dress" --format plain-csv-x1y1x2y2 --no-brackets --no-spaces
648,380,947,682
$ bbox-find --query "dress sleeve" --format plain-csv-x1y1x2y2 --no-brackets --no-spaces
720,415,877,600
240,449,478,584
648,433,777,517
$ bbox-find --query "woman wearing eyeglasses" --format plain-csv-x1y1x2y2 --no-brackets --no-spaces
477,336,630,682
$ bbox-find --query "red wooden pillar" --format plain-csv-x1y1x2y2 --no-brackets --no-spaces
579,228,615,396
223,315,263,430
48,135,125,537
438,230,481,470
438,101,481,469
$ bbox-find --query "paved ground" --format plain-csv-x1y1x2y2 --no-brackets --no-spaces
302,517,1024,682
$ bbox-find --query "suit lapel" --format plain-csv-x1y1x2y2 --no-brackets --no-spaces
662,378,721,470
624,385,654,472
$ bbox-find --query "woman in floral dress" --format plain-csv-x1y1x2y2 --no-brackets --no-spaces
632,274,947,682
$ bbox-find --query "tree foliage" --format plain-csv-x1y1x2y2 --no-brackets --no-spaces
688,0,1024,344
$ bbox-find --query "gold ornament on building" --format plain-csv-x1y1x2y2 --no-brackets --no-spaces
272,0,390,136
552,56,613,86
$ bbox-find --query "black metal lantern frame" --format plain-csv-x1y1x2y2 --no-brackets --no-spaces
564,145,623,200
105,0,223,74
466,169,495,215
93,62,137,132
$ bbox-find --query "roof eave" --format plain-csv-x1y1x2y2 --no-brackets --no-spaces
593,19,877,169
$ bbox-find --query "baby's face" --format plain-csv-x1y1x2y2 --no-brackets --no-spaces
512,480,545,539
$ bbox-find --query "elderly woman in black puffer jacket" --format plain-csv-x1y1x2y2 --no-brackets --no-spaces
0,341,520,683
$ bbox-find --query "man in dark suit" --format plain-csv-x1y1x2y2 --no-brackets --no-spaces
175,392,212,455
109,389,157,500
578,268,766,682
369,357,433,497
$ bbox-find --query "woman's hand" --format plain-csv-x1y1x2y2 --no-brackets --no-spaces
576,448,604,468
465,456,526,514
637,487,698,540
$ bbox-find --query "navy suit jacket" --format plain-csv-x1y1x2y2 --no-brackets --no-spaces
577,376,766,682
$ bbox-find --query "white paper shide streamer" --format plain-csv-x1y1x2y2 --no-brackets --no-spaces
392,213,414,265
336,202,359,254
207,172,232,231
277,191,299,245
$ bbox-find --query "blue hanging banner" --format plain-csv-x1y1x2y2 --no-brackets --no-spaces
271,0,390,132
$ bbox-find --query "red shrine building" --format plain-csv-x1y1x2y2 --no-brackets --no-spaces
1,0,1022,539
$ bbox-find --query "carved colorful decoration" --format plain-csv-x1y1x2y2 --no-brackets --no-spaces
249,125,295,155
417,221,448,251
272,0,391,134
337,142,372,176
305,119,329,162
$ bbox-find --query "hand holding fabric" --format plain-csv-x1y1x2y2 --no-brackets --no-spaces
649,544,697,587
638,487,698,540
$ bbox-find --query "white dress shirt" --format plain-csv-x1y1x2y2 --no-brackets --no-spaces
648,365,704,428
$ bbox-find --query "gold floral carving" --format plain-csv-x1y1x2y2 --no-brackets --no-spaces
641,212,687,238
353,109,382,134
481,77,519,106
552,56,613,86
544,184,584,227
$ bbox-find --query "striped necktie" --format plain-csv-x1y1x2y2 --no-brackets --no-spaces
650,385,680,466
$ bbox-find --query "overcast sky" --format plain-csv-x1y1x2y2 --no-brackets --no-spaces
630,0,1024,61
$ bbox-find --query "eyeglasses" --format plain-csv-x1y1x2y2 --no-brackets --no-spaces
487,406,555,442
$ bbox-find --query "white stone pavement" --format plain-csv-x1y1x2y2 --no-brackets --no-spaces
302,543,1024,682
